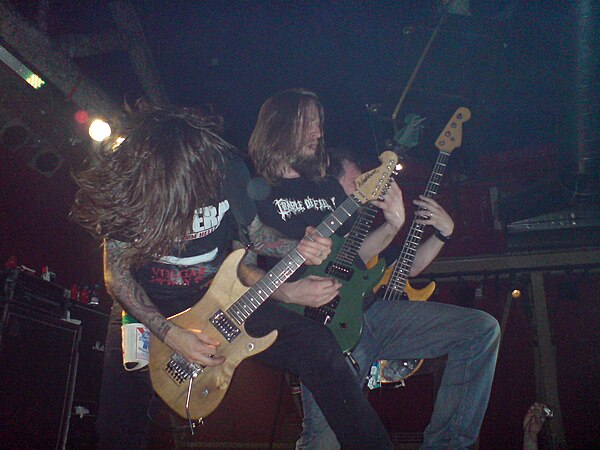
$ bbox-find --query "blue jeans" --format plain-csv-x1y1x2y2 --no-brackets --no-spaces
296,300,500,450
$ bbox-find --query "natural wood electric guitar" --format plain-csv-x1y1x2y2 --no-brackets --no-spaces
149,151,398,421
371,107,471,385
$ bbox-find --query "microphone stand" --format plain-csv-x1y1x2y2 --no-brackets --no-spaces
392,11,448,132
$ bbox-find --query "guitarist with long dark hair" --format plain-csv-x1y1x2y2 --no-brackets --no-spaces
248,91,501,450
71,102,393,449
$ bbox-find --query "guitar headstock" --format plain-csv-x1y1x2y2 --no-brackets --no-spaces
352,151,398,205
393,113,426,150
435,107,471,153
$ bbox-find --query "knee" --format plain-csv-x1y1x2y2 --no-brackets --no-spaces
302,327,348,369
476,311,501,348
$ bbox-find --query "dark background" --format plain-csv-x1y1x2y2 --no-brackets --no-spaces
1,1,598,448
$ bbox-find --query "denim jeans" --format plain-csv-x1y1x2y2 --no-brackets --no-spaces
97,300,393,449
296,299,500,450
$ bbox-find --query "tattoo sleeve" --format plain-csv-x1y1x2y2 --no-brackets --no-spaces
103,239,172,342
237,249,266,287
246,216,298,258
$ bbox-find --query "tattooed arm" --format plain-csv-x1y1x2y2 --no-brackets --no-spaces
246,216,331,266
237,221,341,308
104,239,224,367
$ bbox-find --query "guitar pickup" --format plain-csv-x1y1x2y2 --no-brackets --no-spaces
210,309,242,342
304,296,340,324
325,262,354,282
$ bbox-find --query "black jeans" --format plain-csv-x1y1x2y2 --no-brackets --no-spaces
96,301,392,449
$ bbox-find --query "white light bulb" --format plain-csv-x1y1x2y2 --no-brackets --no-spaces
89,119,112,142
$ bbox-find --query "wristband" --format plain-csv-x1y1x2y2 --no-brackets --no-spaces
435,230,452,243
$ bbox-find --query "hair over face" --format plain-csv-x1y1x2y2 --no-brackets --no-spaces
71,102,233,267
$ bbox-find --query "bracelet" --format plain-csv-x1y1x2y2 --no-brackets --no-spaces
434,230,452,243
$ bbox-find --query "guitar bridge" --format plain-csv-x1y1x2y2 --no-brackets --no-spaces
165,353,204,385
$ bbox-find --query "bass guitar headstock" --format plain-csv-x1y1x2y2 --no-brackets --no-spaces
435,107,471,153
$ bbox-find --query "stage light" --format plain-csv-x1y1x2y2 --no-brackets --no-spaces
89,119,111,142
0,44,46,90
28,148,64,177
25,73,45,89
111,136,125,150
396,163,404,171
507,273,520,299
509,273,530,299
0,120,31,151
74,110,89,124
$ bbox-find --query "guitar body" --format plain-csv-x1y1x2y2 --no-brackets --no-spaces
149,250,278,420
374,263,436,302
284,234,387,352
404,280,436,301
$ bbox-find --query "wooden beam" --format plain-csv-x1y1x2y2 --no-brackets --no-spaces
108,0,169,106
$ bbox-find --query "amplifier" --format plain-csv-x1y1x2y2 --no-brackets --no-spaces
0,303,80,449
67,303,109,448
1,268,68,317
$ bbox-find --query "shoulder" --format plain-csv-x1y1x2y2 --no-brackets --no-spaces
223,151,251,176
314,175,347,198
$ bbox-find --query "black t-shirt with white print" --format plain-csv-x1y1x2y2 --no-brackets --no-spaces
133,153,256,318
256,174,352,281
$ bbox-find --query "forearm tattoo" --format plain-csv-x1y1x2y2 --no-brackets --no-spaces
104,240,172,342
247,217,298,258
238,250,265,287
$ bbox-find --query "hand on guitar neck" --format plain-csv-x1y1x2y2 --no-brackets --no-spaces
412,194,454,239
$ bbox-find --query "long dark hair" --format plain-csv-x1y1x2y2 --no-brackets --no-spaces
248,88,327,183
71,101,233,268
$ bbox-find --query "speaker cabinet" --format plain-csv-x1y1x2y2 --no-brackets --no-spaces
0,303,80,449
67,304,109,448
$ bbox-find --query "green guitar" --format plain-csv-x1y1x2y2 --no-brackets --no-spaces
283,115,426,352
283,203,388,352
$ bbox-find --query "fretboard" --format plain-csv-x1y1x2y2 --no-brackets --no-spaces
383,151,451,300
227,195,362,324
333,203,379,268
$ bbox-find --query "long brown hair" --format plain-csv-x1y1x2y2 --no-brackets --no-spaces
71,101,233,267
248,88,327,183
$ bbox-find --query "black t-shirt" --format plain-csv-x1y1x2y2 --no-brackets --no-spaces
256,175,353,280
133,153,256,317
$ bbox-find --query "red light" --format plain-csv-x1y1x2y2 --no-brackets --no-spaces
74,110,89,124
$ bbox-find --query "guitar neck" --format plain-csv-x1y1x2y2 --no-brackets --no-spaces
334,203,379,268
383,151,451,298
226,195,362,324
